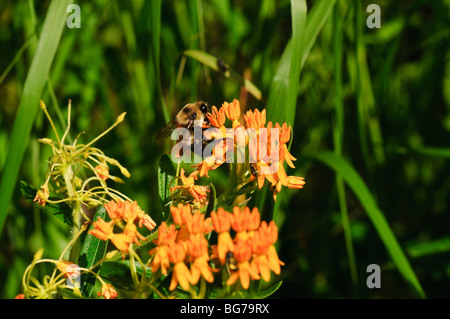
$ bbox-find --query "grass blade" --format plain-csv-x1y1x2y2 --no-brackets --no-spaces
306,151,426,298
265,0,336,222
333,0,358,292
407,237,450,258
79,205,110,297
0,0,73,235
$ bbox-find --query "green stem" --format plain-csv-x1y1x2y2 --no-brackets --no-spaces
62,164,83,263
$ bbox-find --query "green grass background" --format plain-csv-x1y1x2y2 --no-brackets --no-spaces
0,0,449,298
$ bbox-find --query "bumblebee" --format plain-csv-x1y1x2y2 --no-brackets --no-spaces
225,251,238,272
157,101,210,138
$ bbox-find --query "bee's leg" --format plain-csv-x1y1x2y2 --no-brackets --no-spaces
186,120,194,130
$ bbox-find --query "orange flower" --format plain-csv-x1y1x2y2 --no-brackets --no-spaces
211,208,234,263
244,109,266,130
104,199,125,219
251,254,272,282
89,217,114,241
110,233,133,254
171,203,191,242
188,234,214,284
207,105,226,128
149,222,178,275
171,203,213,241
171,169,209,204
168,243,191,291
222,99,241,126
192,143,227,177
97,283,118,299
211,207,231,233
230,206,261,238
95,164,109,181
187,211,213,235
225,240,260,289
252,221,284,276
138,212,157,231
278,122,291,145
245,207,261,232
124,222,146,244
152,221,178,247
271,173,305,201
56,261,80,282
230,206,250,242
150,245,171,275
104,199,156,231
14,294,25,299
33,184,49,207
286,175,305,189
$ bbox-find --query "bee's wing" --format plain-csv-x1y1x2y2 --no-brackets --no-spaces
157,120,177,139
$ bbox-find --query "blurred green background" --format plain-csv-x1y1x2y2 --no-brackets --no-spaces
0,0,449,298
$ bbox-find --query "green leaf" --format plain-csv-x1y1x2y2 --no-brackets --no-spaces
407,237,450,258
0,0,73,236
205,183,216,216
246,281,283,299
19,180,73,226
78,205,110,297
306,151,426,298
57,287,86,299
158,154,176,219
267,0,336,126
263,0,336,222
98,260,153,291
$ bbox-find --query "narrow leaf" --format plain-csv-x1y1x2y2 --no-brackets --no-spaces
0,0,73,234
307,151,426,298
19,180,73,226
98,260,153,291
78,205,110,297
158,154,176,219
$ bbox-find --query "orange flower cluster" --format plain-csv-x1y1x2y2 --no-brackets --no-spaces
149,204,284,292
149,203,214,291
194,99,305,201
89,199,156,257
211,206,284,289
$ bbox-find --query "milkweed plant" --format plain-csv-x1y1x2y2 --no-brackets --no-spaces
16,99,305,299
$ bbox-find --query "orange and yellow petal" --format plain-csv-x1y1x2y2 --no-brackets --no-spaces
211,208,231,233
170,262,192,291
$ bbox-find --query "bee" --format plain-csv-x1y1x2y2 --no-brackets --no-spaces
157,101,210,139
225,251,238,272
250,163,260,178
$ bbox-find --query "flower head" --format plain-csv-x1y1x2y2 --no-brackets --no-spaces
225,240,260,289
171,169,209,205
33,184,49,207
222,99,241,126
98,283,118,299
207,105,226,128
95,164,109,181
168,242,191,291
